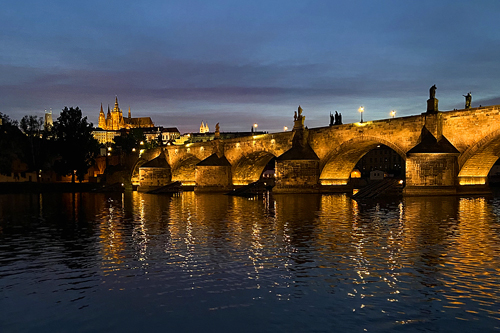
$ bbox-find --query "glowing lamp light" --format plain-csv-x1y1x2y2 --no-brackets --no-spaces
284,126,288,131
350,169,361,178
358,106,364,123
390,110,396,118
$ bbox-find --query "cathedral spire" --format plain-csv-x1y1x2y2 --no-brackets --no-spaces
107,104,111,116
98,103,106,129
128,106,131,118
114,96,119,111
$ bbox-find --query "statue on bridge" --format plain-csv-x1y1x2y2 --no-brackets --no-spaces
293,105,305,130
330,111,342,126
463,92,472,109
427,84,439,113
430,85,437,99
215,122,220,139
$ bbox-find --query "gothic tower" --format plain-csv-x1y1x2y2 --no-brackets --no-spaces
98,103,106,129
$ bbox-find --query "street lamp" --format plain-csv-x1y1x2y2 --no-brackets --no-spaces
358,106,364,123
284,126,288,131
390,110,396,118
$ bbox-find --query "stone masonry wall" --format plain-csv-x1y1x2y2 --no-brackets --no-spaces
195,165,232,191
274,160,320,193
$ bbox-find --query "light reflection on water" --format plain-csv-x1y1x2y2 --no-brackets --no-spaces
1,192,500,332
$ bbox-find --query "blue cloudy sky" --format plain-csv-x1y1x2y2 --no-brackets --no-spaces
2,0,500,133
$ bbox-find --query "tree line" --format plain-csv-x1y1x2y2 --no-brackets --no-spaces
1,107,100,183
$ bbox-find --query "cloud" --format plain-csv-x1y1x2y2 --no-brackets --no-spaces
2,0,500,133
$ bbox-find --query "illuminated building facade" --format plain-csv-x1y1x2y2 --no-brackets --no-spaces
199,121,209,133
44,109,53,130
98,96,154,131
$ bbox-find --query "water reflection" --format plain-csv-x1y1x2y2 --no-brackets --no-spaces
2,192,500,331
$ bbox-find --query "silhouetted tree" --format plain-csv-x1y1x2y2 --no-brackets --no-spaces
112,128,147,154
0,113,25,175
52,107,99,183
112,132,137,154
20,115,44,176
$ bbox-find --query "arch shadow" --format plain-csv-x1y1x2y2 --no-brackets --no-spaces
319,136,406,185
232,151,277,185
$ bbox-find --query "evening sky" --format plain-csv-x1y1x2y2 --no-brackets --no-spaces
2,0,500,133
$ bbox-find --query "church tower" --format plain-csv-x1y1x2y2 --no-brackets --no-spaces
98,103,106,129
106,105,111,129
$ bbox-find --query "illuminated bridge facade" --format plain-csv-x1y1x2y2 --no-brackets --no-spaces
132,104,500,195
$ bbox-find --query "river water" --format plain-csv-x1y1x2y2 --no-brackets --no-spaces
1,191,500,332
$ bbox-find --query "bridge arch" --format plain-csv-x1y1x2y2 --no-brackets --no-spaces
458,128,500,185
130,149,163,185
171,154,202,185
319,136,406,185
231,150,277,185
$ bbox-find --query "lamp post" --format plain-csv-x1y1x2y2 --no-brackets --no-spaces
358,106,364,123
283,126,288,132
390,110,396,118
252,123,258,133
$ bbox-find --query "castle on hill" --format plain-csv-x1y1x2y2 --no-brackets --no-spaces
98,96,154,130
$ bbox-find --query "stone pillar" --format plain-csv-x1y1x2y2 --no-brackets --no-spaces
273,105,320,193
404,153,459,195
427,98,439,113
403,126,460,196
274,158,320,193
195,153,232,192
138,167,172,192
195,165,232,192
137,152,172,192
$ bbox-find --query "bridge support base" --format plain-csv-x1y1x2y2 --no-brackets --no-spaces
273,160,320,194
195,165,232,192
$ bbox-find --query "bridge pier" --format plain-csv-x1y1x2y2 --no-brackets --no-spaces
195,153,232,192
274,159,320,193
274,112,321,193
403,126,460,196
137,152,172,192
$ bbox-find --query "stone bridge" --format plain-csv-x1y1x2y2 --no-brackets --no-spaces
132,103,500,195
